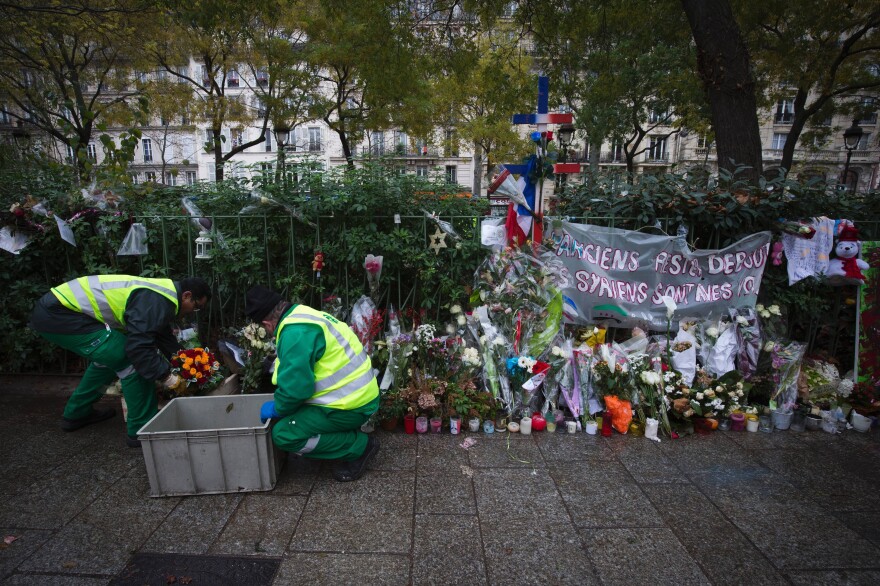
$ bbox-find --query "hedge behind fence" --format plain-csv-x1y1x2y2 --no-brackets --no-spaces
1,152,878,374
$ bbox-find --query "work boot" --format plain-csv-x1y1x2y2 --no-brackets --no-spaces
60,407,116,432
332,436,380,482
126,435,141,448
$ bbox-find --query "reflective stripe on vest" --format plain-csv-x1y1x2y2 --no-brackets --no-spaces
272,307,377,410
51,276,177,328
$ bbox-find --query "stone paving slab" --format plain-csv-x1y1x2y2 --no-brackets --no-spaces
3,390,880,585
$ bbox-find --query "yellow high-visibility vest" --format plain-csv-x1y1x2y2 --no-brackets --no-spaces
51,275,178,329
272,305,378,410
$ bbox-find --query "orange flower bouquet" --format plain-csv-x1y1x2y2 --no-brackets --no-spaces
169,347,223,396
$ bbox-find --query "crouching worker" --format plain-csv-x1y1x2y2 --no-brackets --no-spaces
29,275,211,447
244,286,380,482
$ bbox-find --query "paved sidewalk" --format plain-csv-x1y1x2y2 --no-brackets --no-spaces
2,386,880,585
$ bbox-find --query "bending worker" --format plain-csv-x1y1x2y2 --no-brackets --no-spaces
245,285,380,482
29,275,211,447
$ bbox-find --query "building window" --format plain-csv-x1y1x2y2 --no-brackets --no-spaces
858,98,877,124
145,171,157,182
227,70,239,88
610,142,624,162
308,126,322,152
66,145,75,163
445,165,457,184
260,162,273,178
771,132,788,150
395,130,408,154
142,138,152,162
87,143,96,161
130,173,139,184
265,132,272,152
413,138,428,156
0,107,9,124
775,99,794,124
200,65,210,86
444,129,458,156
416,165,429,177
370,131,385,156
696,135,710,149
856,132,871,150
648,109,669,124
256,70,269,87
231,128,243,148
647,136,667,160
165,172,177,186
185,171,197,185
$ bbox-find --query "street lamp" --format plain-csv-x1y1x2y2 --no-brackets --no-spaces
841,119,863,193
556,123,575,190
274,124,290,184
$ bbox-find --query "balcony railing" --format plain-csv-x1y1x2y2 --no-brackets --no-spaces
644,152,669,162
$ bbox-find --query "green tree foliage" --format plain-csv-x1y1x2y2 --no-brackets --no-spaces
300,0,437,167
734,0,880,175
0,0,156,180
529,0,706,177
430,26,534,195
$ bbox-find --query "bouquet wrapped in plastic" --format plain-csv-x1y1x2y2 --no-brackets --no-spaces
379,307,414,391
731,307,762,380
768,340,807,407
702,317,738,377
671,320,698,386
350,295,385,356
364,254,383,300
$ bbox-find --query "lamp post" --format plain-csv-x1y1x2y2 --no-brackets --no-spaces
841,119,863,193
274,124,290,185
556,123,575,190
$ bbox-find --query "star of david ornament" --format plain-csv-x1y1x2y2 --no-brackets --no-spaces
428,227,447,254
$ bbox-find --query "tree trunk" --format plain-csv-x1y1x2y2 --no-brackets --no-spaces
472,140,483,196
212,128,224,182
589,139,601,174
780,88,811,175
681,0,762,183
337,129,354,169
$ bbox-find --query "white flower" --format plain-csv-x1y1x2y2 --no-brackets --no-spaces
706,327,719,339
705,389,716,398
446,324,456,335
769,304,781,316
518,356,529,369
551,345,564,357
462,347,482,367
756,304,765,312
664,372,675,382
764,341,776,352
660,295,677,319
450,304,462,314
838,378,854,398
479,335,488,346
665,385,675,394
696,392,704,400
736,316,748,326
257,326,266,338
480,291,487,301
641,371,662,386
715,385,723,393
493,336,506,347
456,315,467,326
760,310,771,319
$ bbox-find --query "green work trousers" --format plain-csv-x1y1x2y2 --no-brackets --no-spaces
37,329,157,437
272,401,376,461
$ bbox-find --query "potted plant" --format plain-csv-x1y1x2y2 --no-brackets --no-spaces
378,389,407,431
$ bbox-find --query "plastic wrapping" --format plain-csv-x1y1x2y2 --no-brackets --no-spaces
672,321,698,386
731,307,761,380
239,189,315,227
81,183,123,210
422,209,461,241
703,318,737,377
349,295,384,356
0,226,31,254
379,307,414,391
486,165,531,211
768,340,807,408
117,222,148,256
603,395,633,434
364,254,383,299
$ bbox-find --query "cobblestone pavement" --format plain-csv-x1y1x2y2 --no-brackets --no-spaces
2,383,880,585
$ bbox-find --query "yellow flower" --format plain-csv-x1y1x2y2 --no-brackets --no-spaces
189,367,197,375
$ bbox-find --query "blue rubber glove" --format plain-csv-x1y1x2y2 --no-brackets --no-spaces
260,400,279,423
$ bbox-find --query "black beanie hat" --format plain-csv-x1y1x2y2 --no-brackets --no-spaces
245,285,283,323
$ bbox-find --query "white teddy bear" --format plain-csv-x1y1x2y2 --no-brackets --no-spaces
826,224,869,284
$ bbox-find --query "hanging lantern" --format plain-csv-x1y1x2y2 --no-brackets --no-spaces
195,231,213,259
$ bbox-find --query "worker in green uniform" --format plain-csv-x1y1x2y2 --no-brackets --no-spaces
245,285,380,482
29,275,211,447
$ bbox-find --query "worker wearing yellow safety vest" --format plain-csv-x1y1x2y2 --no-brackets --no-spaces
29,275,211,447
245,285,380,482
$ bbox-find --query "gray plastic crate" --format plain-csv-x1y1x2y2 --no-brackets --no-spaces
137,393,285,497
